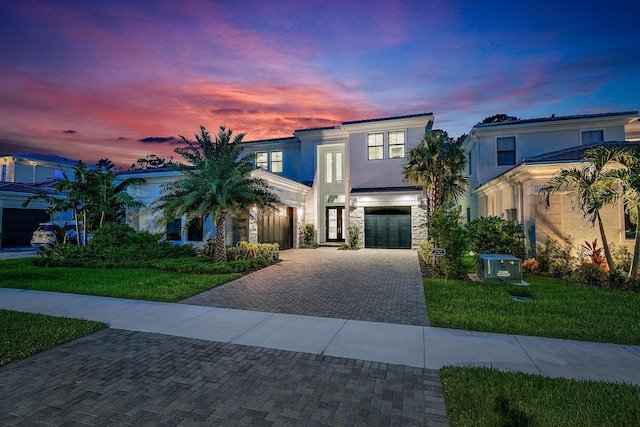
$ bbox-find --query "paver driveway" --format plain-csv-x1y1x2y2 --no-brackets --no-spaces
182,248,429,326
0,329,448,426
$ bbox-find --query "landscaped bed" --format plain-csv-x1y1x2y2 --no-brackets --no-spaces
0,258,241,303
0,309,106,367
440,366,640,426
424,274,640,345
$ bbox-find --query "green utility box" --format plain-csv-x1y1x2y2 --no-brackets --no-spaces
477,254,522,283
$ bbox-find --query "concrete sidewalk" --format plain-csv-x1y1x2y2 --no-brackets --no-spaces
2,287,639,386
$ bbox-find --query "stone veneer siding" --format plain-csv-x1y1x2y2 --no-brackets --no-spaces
411,205,428,248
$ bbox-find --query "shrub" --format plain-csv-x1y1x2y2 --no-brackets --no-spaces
522,258,539,273
426,203,468,279
300,223,316,248
573,262,607,287
347,225,360,249
536,236,575,280
611,244,633,273
225,241,280,263
89,222,136,250
417,240,443,278
466,216,526,259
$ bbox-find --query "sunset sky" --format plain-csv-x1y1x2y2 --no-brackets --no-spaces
1,0,639,168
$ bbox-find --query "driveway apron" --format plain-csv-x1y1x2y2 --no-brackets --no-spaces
182,247,430,326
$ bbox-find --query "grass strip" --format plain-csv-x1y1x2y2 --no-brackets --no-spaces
424,274,640,345
440,366,640,427
0,258,241,302
0,309,106,367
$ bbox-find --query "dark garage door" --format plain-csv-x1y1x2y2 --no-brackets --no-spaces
1,208,49,247
258,207,293,250
364,207,411,249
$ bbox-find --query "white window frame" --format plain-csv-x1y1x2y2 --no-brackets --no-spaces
388,130,405,159
270,151,283,173
256,152,268,169
367,133,384,160
582,130,604,144
497,136,516,166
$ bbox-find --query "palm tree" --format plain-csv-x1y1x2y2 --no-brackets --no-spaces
539,146,626,271
152,125,280,262
403,130,468,218
91,159,146,228
602,147,640,277
23,161,94,246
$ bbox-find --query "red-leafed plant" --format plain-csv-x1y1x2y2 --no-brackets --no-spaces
581,238,609,272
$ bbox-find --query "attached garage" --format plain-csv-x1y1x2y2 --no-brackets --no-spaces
1,208,49,247
258,207,294,250
364,206,411,249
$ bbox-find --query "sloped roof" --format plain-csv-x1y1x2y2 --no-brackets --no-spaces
0,180,57,194
523,141,640,163
342,112,434,126
473,111,639,129
11,153,81,167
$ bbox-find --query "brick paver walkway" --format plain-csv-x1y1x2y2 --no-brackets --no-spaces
182,248,429,326
0,329,448,426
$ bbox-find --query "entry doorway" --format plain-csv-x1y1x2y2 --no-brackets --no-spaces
326,207,345,242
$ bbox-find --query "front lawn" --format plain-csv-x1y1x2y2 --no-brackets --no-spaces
0,258,241,302
424,274,640,345
441,366,640,426
0,309,106,367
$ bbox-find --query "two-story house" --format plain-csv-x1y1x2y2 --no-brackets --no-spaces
0,153,78,247
123,113,434,249
460,111,640,254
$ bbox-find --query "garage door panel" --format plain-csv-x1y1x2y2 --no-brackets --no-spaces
364,210,411,249
2,208,50,247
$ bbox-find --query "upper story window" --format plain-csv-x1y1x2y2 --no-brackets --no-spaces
582,130,603,144
388,131,405,159
497,136,516,166
1,164,6,182
367,133,384,160
325,152,343,184
54,169,64,179
270,151,283,173
256,152,268,169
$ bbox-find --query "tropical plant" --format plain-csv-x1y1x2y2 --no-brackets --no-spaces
152,125,280,262
90,159,146,228
539,146,627,271
427,203,468,279
601,146,640,277
347,225,360,249
402,130,468,219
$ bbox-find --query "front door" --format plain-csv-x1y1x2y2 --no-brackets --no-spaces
326,207,345,242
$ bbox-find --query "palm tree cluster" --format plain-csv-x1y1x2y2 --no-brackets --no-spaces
23,159,145,245
152,126,280,262
402,130,469,217
540,144,640,278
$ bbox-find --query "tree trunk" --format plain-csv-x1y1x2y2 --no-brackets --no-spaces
83,211,88,247
74,212,81,247
597,213,615,271
630,206,640,278
214,212,227,263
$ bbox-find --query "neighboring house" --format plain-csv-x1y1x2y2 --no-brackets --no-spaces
461,111,640,254
123,113,434,249
0,153,78,247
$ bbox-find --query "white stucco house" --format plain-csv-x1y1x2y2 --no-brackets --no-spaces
121,113,435,249
460,111,640,254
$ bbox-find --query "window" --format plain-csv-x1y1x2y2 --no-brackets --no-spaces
497,136,516,166
54,169,64,179
187,217,203,241
270,151,282,173
0,164,6,182
325,152,343,183
166,219,181,241
388,131,405,158
256,152,268,169
326,152,333,183
625,203,637,240
367,133,383,160
582,130,603,144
